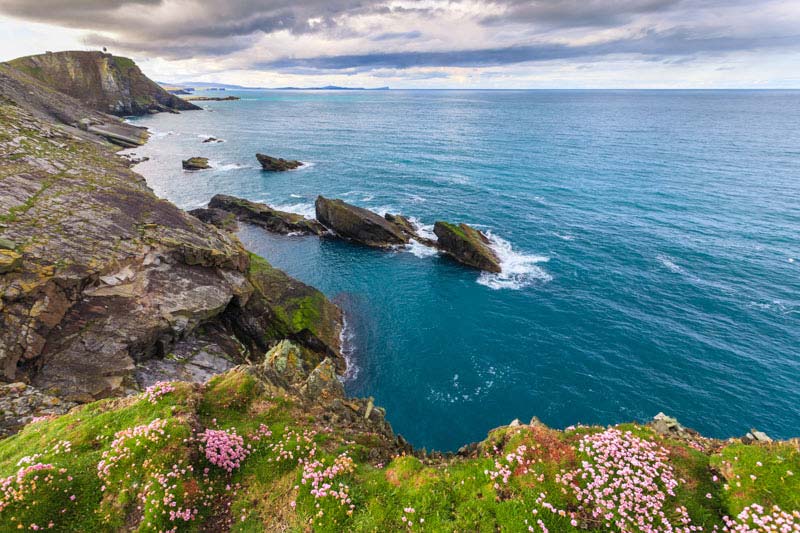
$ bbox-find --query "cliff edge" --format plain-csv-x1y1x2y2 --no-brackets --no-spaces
7,51,200,116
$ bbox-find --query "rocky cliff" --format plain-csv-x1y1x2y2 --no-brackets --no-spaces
7,51,200,115
0,62,343,432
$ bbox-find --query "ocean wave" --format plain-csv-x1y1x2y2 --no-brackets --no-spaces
657,254,684,274
554,232,575,241
272,202,316,219
208,161,250,172
149,129,178,139
406,239,439,258
340,313,359,382
478,232,552,290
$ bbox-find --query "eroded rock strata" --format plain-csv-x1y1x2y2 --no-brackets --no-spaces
256,153,303,171
0,78,343,430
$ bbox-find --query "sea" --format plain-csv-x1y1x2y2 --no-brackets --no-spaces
124,89,800,451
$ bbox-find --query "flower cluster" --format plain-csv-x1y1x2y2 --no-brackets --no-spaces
265,428,317,464
719,504,800,532
98,418,168,480
199,428,250,473
486,444,531,488
300,451,355,509
249,423,273,442
557,428,696,532
401,506,424,529
144,381,176,403
0,463,74,530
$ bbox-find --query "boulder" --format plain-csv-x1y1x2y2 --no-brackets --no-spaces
315,196,408,248
433,221,501,272
0,237,15,250
256,153,303,171
208,194,325,235
0,250,22,274
182,157,210,170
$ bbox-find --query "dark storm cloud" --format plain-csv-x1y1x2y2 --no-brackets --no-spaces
258,30,800,71
481,0,682,28
0,0,798,72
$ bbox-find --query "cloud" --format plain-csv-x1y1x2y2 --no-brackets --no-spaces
0,0,799,87
257,29,800,71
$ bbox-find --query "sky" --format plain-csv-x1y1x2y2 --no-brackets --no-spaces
0,0,798,89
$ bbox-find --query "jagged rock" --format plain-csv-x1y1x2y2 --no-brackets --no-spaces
651,412,700,439
202,137,224,143
0,96,326,409
208,194,325,235
189,207,239,231
256,153,303,171
433,221,501,272
0,238,15,250
315,196,409,248
0,250,22,273
182,157,210,170
227,254,344,373
262,340,310,384
7,51,200,116
0,382,76,437
743,429,773,444
303,358,345,401
134,332,239,388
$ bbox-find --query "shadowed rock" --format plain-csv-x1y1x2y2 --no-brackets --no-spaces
256,153,303,171
315,196,408,248
208,194,325,235
189,207,238,232
434,221,501,272
385,213,437,247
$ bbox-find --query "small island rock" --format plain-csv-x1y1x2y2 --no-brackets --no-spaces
182,157,210,170
433,221,501,272
256,153,303,171
315,196,408,248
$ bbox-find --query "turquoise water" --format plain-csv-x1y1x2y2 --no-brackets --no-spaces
126,90,800,451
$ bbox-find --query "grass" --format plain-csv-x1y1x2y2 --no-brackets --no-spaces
1,367,797,532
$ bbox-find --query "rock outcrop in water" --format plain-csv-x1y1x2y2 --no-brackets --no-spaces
315,196,409,247
434,221,501,272
208,194,326,235
0,58,344,429
6,51,200,115
182,156,211,170
256,153,304,171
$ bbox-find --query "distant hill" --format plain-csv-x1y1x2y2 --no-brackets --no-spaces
160,81,390,91
8,51,200,116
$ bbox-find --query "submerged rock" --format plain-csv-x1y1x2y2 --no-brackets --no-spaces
315,196,409,248
433,221,501,272
256,153,303,171
208,194,325,235
182,157,210,170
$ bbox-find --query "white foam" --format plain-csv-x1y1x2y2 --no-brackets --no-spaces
657,254,684,274
272,202,316,219
406,239,438,258
340,313,359,382
289,193,303,199
554,232,575,241
209,161,249,172
477,232,552,290
789,257,795,263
